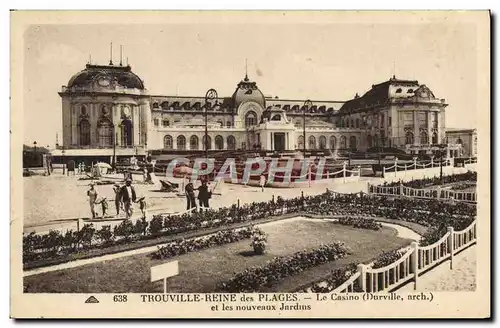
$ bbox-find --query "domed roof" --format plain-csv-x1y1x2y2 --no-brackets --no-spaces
67,64,145,90
232,74,266,109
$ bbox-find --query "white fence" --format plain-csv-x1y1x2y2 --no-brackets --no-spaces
367,183,477,203
333,220,477,293
383,158,454,182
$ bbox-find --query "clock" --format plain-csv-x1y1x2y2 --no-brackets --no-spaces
98,78,110,87
123,106,130,116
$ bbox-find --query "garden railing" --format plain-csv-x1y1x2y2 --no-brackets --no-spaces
332,219,477,293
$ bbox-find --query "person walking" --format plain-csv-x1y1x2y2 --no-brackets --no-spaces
113,182,122,217
87,182,98,219
185,181,197,211
260,174,266,192
136,196,147,219
119,178,136,219
196,180,211,212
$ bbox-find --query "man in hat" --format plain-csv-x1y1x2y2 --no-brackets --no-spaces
86,182,98,219
119,178,137,219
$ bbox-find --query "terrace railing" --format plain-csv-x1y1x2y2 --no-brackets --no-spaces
367,183,477,203
332,220,477,293
383,158,453,178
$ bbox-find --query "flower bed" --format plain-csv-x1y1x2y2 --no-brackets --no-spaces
150,227,255,260
216,242,350,292
336,217,382,230
309,263,362,293
380,171,477,189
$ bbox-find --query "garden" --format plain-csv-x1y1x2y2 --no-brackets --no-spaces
23,186,476,293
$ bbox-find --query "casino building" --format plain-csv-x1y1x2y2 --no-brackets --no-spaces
52,61,464,163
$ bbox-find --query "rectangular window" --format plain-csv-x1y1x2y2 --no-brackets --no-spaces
388,117,392,126
154,119,159,126
226,121,231,128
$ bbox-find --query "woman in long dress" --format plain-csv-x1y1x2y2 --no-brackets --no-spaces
87,183,98,219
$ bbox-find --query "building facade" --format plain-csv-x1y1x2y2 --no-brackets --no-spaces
52,62,466,161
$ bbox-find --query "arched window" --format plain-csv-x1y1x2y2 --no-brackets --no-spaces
420,131,428,145
308,136,316,150
340,136,347,149
329,136,337,150
297,135,304,150
319,135,327,150
79,119,91,146
203,135,212,150
121,119,133,146
97,119,113,147
226,121,232,128
227,135,236,150
245,111,258,128
355,119,360,128
217,120,223,127
457,138,463,145
177,135,186,150
349,136,357,150
396,88,402,93
163,135,173,150
432,132,438,144
215,135,224,150
405,132,414,145
163,120,170,127
190,135,199,150
407,89,414,93
373,135,379,147
367,135,373,148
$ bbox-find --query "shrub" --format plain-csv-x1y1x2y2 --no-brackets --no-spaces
134,217,149,236
250,228,268,255
114,220,135,242
149,216,163,235
96,225,114,246
76,224,96,248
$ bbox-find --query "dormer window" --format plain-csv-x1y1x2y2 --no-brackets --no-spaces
407,89,414,93
271,114,281,121
396,88,402,93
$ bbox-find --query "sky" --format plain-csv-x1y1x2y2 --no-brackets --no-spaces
22,19,478,147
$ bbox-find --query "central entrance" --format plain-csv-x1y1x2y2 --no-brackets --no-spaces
274,133,286,151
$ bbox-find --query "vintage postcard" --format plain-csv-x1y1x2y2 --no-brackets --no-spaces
10,10,490,318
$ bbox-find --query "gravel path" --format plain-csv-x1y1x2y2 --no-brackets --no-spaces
398,245,476,292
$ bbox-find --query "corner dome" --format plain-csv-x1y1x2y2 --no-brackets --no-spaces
232,74,266,109
67,64,145,90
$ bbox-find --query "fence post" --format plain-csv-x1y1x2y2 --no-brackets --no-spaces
237,199,240,209
448,226,454,269
357,263,367,292
411,241,419,290
394,159,398,177
399,183,404,196
431,156,434,168
301,191,305,210
343,163,347,184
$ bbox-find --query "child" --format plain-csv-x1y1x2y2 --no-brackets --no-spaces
135,196,147,219
94,196,109,218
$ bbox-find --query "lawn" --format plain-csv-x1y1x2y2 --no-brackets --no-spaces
24,218,413,293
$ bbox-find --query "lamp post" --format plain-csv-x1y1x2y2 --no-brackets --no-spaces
205,89,218,160
112,128,117,171
33,141,37,153
303,100,313,154
61,145,66,175
439,144,446,184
